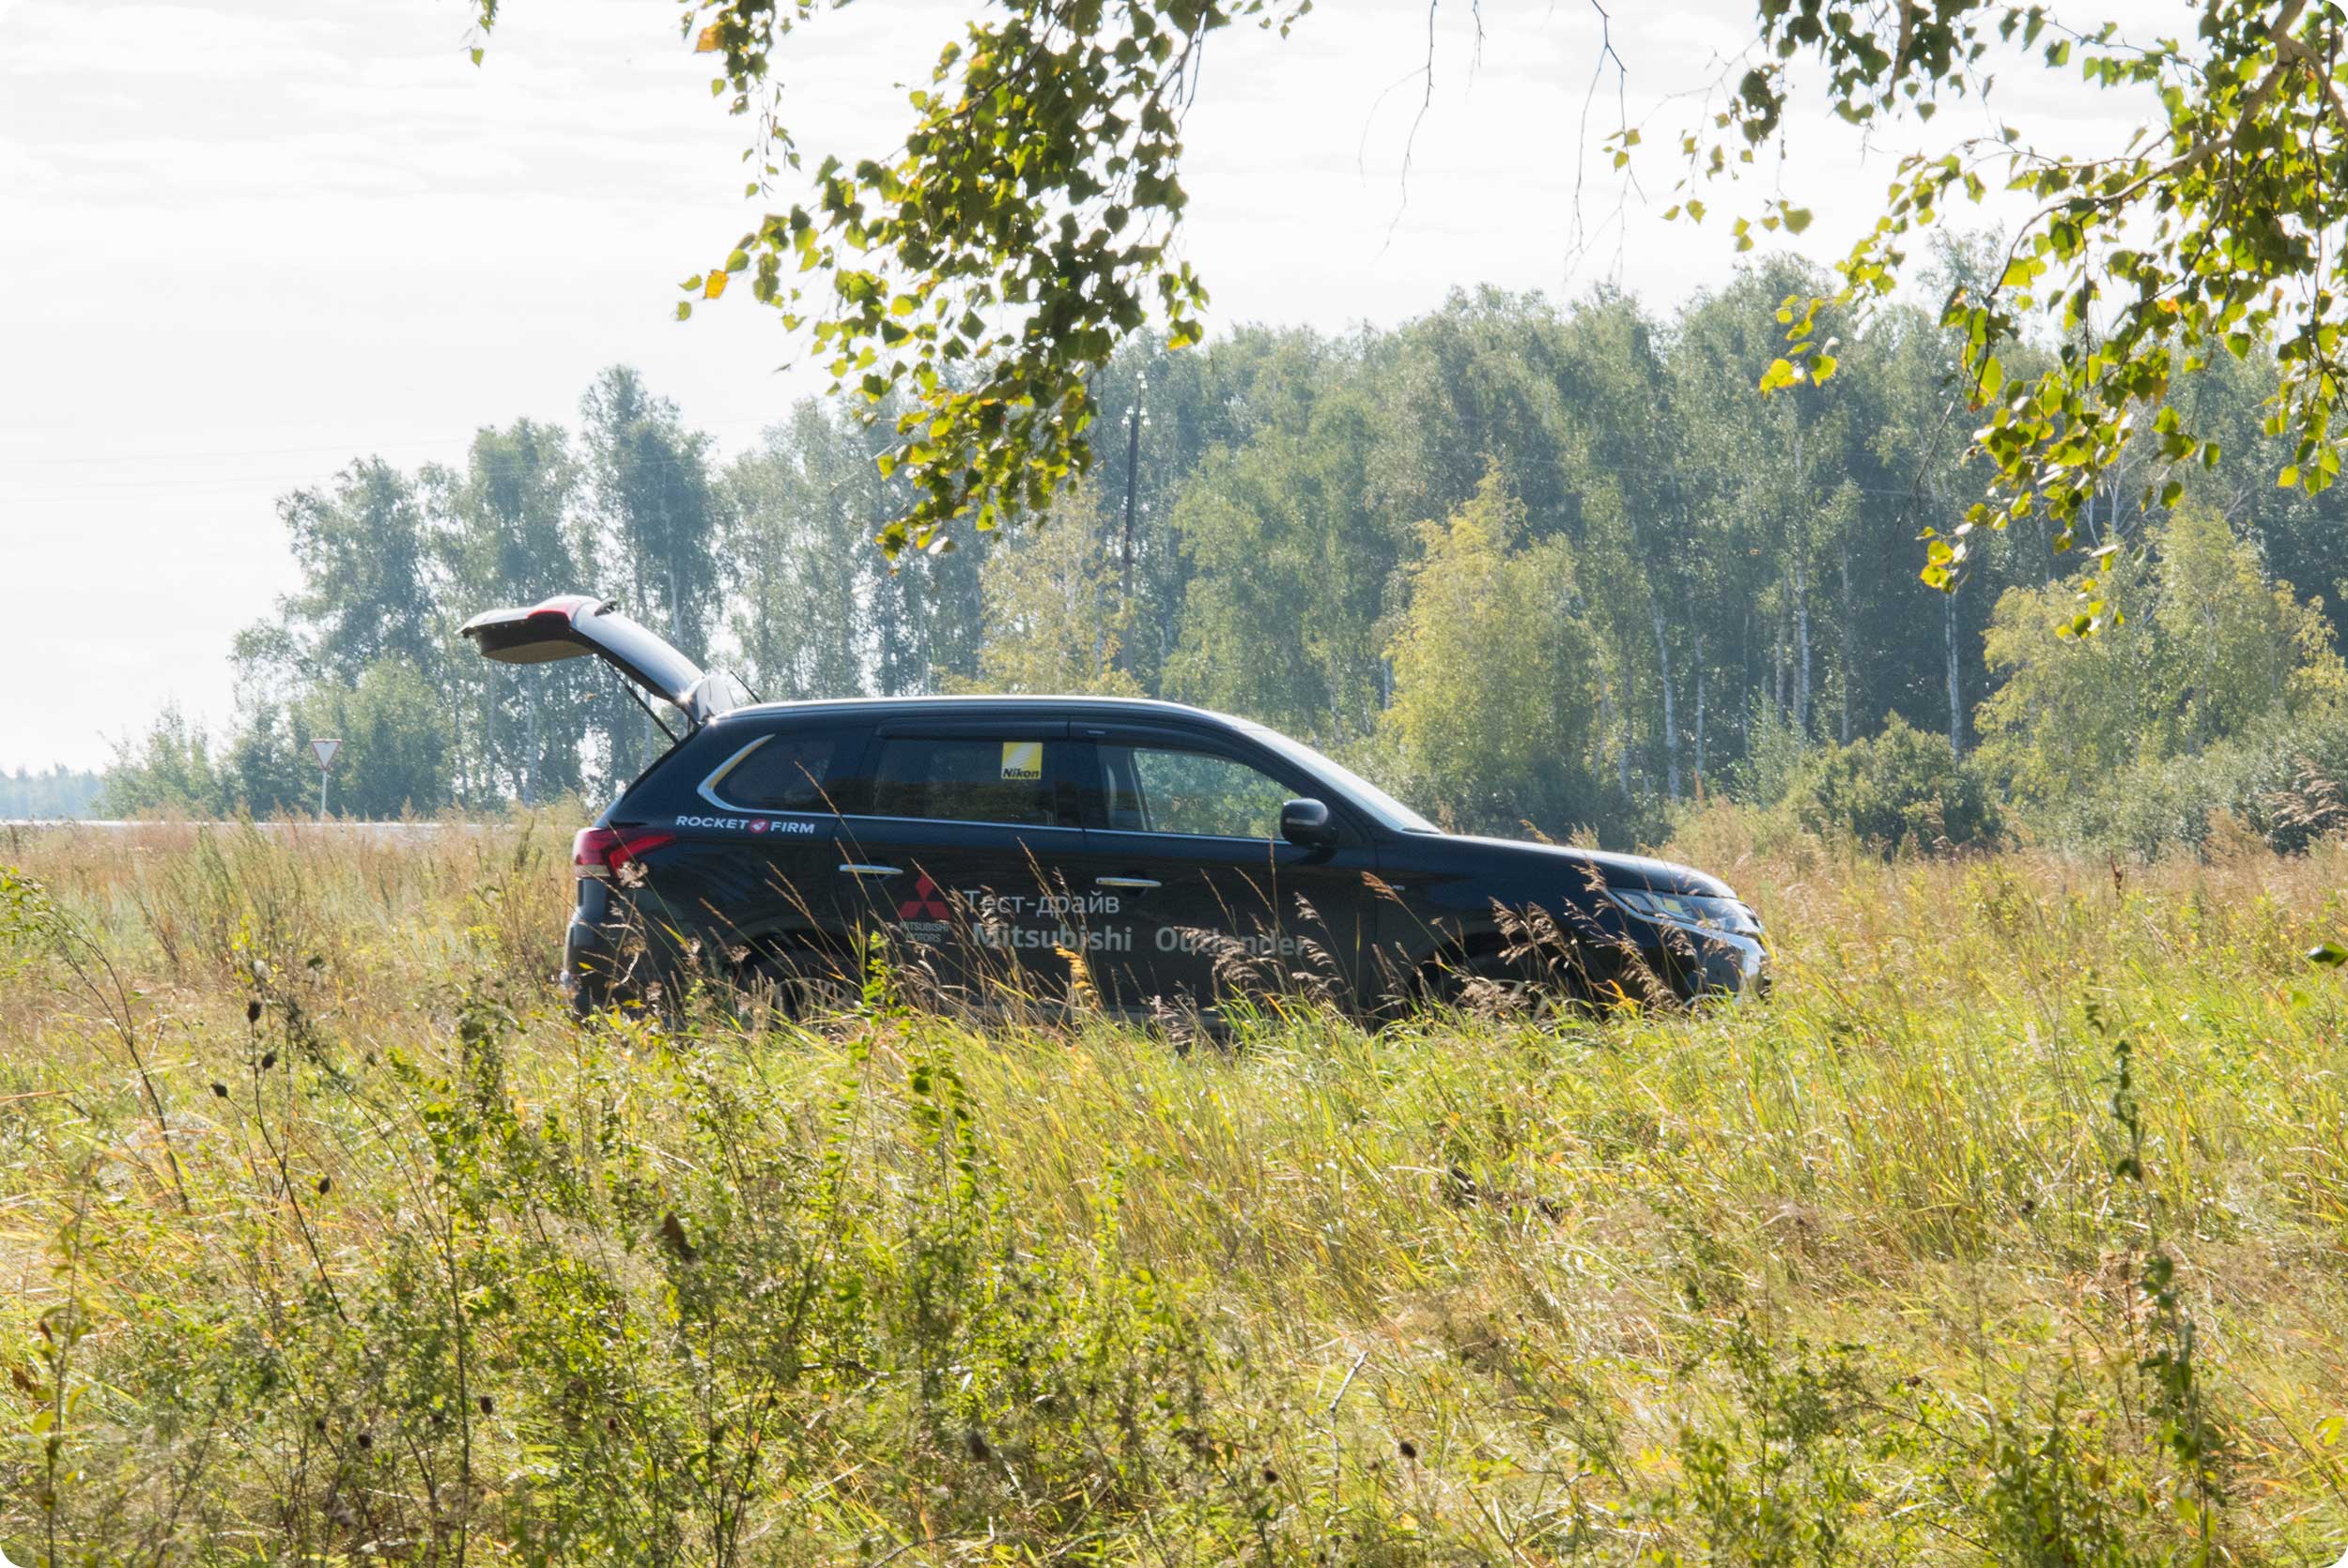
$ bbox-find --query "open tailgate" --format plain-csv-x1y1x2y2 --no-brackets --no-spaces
461,594,745,726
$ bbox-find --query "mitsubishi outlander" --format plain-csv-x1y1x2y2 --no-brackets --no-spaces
463,594,1768,1018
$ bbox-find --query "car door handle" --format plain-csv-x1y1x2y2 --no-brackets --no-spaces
1095,876,1160,889
838,863,902,878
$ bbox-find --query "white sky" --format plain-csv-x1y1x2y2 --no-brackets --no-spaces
0,0,2160,771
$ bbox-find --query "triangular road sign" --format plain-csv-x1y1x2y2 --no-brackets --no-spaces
312,738,343,772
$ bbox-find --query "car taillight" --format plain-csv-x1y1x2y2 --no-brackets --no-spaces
572,825,675,879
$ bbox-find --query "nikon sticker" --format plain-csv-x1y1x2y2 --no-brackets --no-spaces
999,740,1043,781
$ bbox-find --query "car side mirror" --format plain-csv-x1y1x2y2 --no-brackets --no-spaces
1279,797,1336,848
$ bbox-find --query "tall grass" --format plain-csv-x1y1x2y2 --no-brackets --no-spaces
4,811,2347,1562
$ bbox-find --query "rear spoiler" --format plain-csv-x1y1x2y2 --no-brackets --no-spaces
460,594,748,728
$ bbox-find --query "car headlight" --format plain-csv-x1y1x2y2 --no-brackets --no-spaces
1608,888,1761,938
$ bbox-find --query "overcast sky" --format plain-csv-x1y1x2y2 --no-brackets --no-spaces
0,0,2159,772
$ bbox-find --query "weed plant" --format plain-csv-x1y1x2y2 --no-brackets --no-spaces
4,811,2347,1562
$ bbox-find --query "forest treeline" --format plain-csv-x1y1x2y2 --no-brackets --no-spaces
103,255,2348,854
0,767,105,821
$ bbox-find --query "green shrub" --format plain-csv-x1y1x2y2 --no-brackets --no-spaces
1776,716,2001,854
2037,706,2348,858
1977,505,2348,812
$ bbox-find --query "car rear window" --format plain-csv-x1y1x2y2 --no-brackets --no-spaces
869,736,1057,825
718,730,855,812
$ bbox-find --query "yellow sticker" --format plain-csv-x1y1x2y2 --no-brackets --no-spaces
1000,740,1043,781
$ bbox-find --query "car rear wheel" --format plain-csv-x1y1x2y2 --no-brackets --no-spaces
735,945,860,1023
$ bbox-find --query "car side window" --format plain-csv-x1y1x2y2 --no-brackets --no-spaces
869,736,1060,826
1102,745,1294,839
717,729,857,812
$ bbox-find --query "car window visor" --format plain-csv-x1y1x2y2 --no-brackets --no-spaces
460,594,740,726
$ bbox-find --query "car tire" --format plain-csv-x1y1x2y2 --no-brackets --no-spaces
735,945,858,1023
1416,942,1597,1019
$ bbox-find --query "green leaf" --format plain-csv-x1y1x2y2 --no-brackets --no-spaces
1781,206,1814,235
2309,942,2348,968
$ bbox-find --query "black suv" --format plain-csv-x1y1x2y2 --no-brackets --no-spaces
465,595,1767,1018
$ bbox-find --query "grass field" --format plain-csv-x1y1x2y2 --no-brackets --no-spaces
5,813,2348,1564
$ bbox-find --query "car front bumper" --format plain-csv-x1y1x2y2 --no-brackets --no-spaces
1639,926,1769,1002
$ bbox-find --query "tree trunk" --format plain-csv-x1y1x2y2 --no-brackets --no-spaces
1597,669,1618,797
1773,601,1788,722
1740,607,1753,754
1120,401,1141,622
1093,530,1109,678
1946,584,1964,758
1794,552,1812,736
471,665,488,808
1653,609,1679,800
1837,544,1853,746
662,485,683,646
1692,621,1707,794
628,547,648,777
1618,638,1636,797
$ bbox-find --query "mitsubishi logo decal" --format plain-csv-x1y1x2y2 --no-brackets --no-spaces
898,873,951,921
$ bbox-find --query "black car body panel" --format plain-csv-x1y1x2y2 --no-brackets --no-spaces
472,610,1769,1018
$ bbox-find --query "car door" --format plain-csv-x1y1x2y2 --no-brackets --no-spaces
827,720,1089,1007
1064,726,1383,1017
671,720,873,954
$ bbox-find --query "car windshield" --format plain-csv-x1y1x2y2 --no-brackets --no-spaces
1239,723,1442,835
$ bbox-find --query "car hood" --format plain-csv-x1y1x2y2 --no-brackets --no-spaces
1437,834,1741,900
